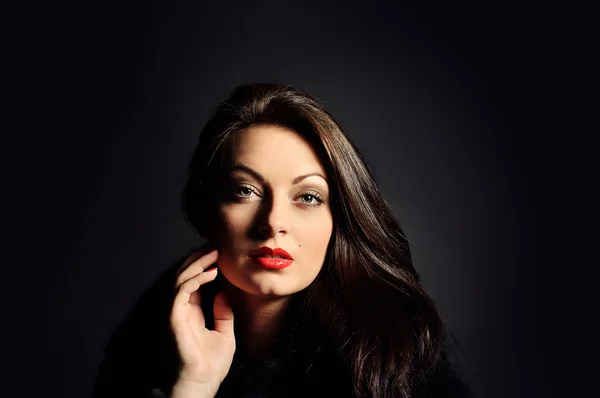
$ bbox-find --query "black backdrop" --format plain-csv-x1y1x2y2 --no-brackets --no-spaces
9,2,590,397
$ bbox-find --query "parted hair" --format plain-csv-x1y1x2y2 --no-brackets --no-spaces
182,83,448,398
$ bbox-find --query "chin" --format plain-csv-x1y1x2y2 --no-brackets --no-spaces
244,274,314,298
219,258,315,298
247,279,298,298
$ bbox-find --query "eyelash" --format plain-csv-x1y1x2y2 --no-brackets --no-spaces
231,184,325,207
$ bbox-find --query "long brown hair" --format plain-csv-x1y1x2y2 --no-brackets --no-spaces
182,83,446,397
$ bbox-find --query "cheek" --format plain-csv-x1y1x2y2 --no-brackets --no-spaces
297,212,333,252
216,205,253,245
214,207,251,277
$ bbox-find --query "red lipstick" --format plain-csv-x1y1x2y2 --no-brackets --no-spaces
248,247,293,270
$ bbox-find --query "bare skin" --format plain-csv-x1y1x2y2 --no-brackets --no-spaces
223,281,291,360
170,125,333,397
170,248,235,398
169,250,292,397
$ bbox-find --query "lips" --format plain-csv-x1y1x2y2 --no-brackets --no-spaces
248,246,294,270
248,247,293,259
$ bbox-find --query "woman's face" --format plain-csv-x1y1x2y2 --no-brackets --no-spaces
213,124,333,298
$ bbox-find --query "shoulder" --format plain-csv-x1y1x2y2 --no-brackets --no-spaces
91,255,185,397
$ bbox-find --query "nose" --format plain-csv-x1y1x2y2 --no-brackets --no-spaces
257,193,289,238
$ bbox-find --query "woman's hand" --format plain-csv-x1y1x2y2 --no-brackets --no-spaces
169,248,235,398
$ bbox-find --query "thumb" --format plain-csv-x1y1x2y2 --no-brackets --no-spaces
213,290,234,336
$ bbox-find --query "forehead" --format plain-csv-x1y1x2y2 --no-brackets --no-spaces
224,124,327,178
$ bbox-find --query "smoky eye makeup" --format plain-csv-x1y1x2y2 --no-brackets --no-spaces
298,180,329,196
295,190,326,207
222,171,329,203
221,179,262,201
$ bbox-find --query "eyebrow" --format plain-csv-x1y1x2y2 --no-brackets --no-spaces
229,164,328,185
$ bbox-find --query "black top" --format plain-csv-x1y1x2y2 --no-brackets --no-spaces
92,254,473,398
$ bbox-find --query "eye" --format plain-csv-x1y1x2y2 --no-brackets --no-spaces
236,186,253,197
297,191,325,207
300,194,317,204
231,184,260,201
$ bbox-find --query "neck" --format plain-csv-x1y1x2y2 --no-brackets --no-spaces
225,283,293,360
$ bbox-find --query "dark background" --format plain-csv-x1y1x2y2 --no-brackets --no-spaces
9,1,591,397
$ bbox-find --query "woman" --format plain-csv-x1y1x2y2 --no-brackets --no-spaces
92,83,472,397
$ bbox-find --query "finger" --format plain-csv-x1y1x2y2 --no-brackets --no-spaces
175,244,216,276
175,249,219,288
171,278,202,330
189,269,218,305
171,269,218,325
176,246,217,277
213,290,234,337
